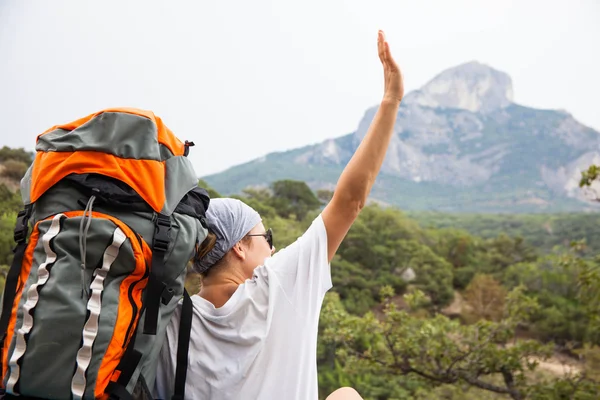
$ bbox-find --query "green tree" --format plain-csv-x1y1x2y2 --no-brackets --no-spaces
0,146,33,164
1,160,28,181
322,288,599,399
234,187,279,220
316,189,334,203
0,184,23,214
463,274,507,322
558,241,600,345
0,211,18,291
579,164,600,190
198,179,222,199
397,240,454,309
485,234,537,276
503,255,588,345
270,180,321,220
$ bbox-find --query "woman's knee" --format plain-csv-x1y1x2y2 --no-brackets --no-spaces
326,386,363,400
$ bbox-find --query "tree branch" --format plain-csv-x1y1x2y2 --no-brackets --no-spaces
458,370,521,399
352,345,525,399
383,332,400,367
501,367,523,400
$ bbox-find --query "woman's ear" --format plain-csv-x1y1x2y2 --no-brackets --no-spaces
230,241,246,261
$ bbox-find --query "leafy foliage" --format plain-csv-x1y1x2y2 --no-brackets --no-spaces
1,160,28,181
321,287,599,399
1,146,599,399
0,184,23,215
579,165,600,189
463,274,507,322
198,179,222,199
0,146,32,165
270,180,322,220
0,211,18,267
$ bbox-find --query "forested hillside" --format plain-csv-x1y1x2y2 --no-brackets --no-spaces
1,149,599,398
190,179,600,399
409,211,600,255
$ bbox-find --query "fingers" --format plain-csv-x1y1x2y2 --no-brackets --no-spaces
376,30,404,102
379,32,399,72
383,40,390,67
378,30,385,64
378,30,394,69
385,41,398,70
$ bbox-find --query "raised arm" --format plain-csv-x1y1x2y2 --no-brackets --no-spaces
322,30,404,262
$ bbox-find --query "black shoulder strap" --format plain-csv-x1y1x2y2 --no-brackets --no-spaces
0,206,32,379
172,290,192,400
144,214,172,335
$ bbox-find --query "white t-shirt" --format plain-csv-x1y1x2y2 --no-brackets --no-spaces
154,215,332,400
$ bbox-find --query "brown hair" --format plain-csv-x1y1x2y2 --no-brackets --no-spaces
194,231,254,278
196,231,217,260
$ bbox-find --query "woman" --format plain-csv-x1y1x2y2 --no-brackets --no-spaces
154,30,404,400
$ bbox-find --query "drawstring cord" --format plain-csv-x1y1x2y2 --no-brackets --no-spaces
79,195,96,298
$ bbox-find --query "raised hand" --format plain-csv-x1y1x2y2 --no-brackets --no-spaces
378,30,404,104
322,30,404,262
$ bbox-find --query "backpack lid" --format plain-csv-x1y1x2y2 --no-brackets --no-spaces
21,108,199,215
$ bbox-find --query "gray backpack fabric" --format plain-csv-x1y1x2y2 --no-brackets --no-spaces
0,109,208,399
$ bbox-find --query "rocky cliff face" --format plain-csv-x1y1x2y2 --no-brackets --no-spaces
205,62,600,212
403,61,514,113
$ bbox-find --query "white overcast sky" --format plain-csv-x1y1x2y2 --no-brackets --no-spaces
0,0,598,176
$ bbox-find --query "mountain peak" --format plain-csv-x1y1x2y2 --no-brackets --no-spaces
204,60,600,212
404,61,514,112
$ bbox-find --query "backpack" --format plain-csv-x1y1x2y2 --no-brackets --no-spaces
0,108,209,399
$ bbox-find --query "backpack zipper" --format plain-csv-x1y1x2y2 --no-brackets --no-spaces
122,232,150,348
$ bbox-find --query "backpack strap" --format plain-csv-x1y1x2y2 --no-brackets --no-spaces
0,205,32,379
144,214,172,335
106,382,135,400
105,302,145,400
106,348,143,399
172,290,192,400
105,373,154,400
106,292,193,400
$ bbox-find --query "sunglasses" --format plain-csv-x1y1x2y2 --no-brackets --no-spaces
247,228,273,249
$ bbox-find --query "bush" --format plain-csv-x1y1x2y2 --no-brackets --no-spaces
0,212,18,268
0,184,22,214
1,160,28,181
463,274,507,322
0,146,32,164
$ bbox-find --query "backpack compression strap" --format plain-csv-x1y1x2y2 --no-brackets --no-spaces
172,290,192,400
0,206,32,383
106,303,144,400
144,214,172,335
106,291,193,400
105,214,173,399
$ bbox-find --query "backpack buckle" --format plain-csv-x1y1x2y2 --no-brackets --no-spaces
153,215,171,253
161,287,175,305
13,208,31,244
183,140,195,157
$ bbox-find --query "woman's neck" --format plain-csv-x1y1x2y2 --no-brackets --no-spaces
198,269,246,308
198,282,238,308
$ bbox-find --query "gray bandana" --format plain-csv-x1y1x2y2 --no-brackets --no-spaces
195,198,262,273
